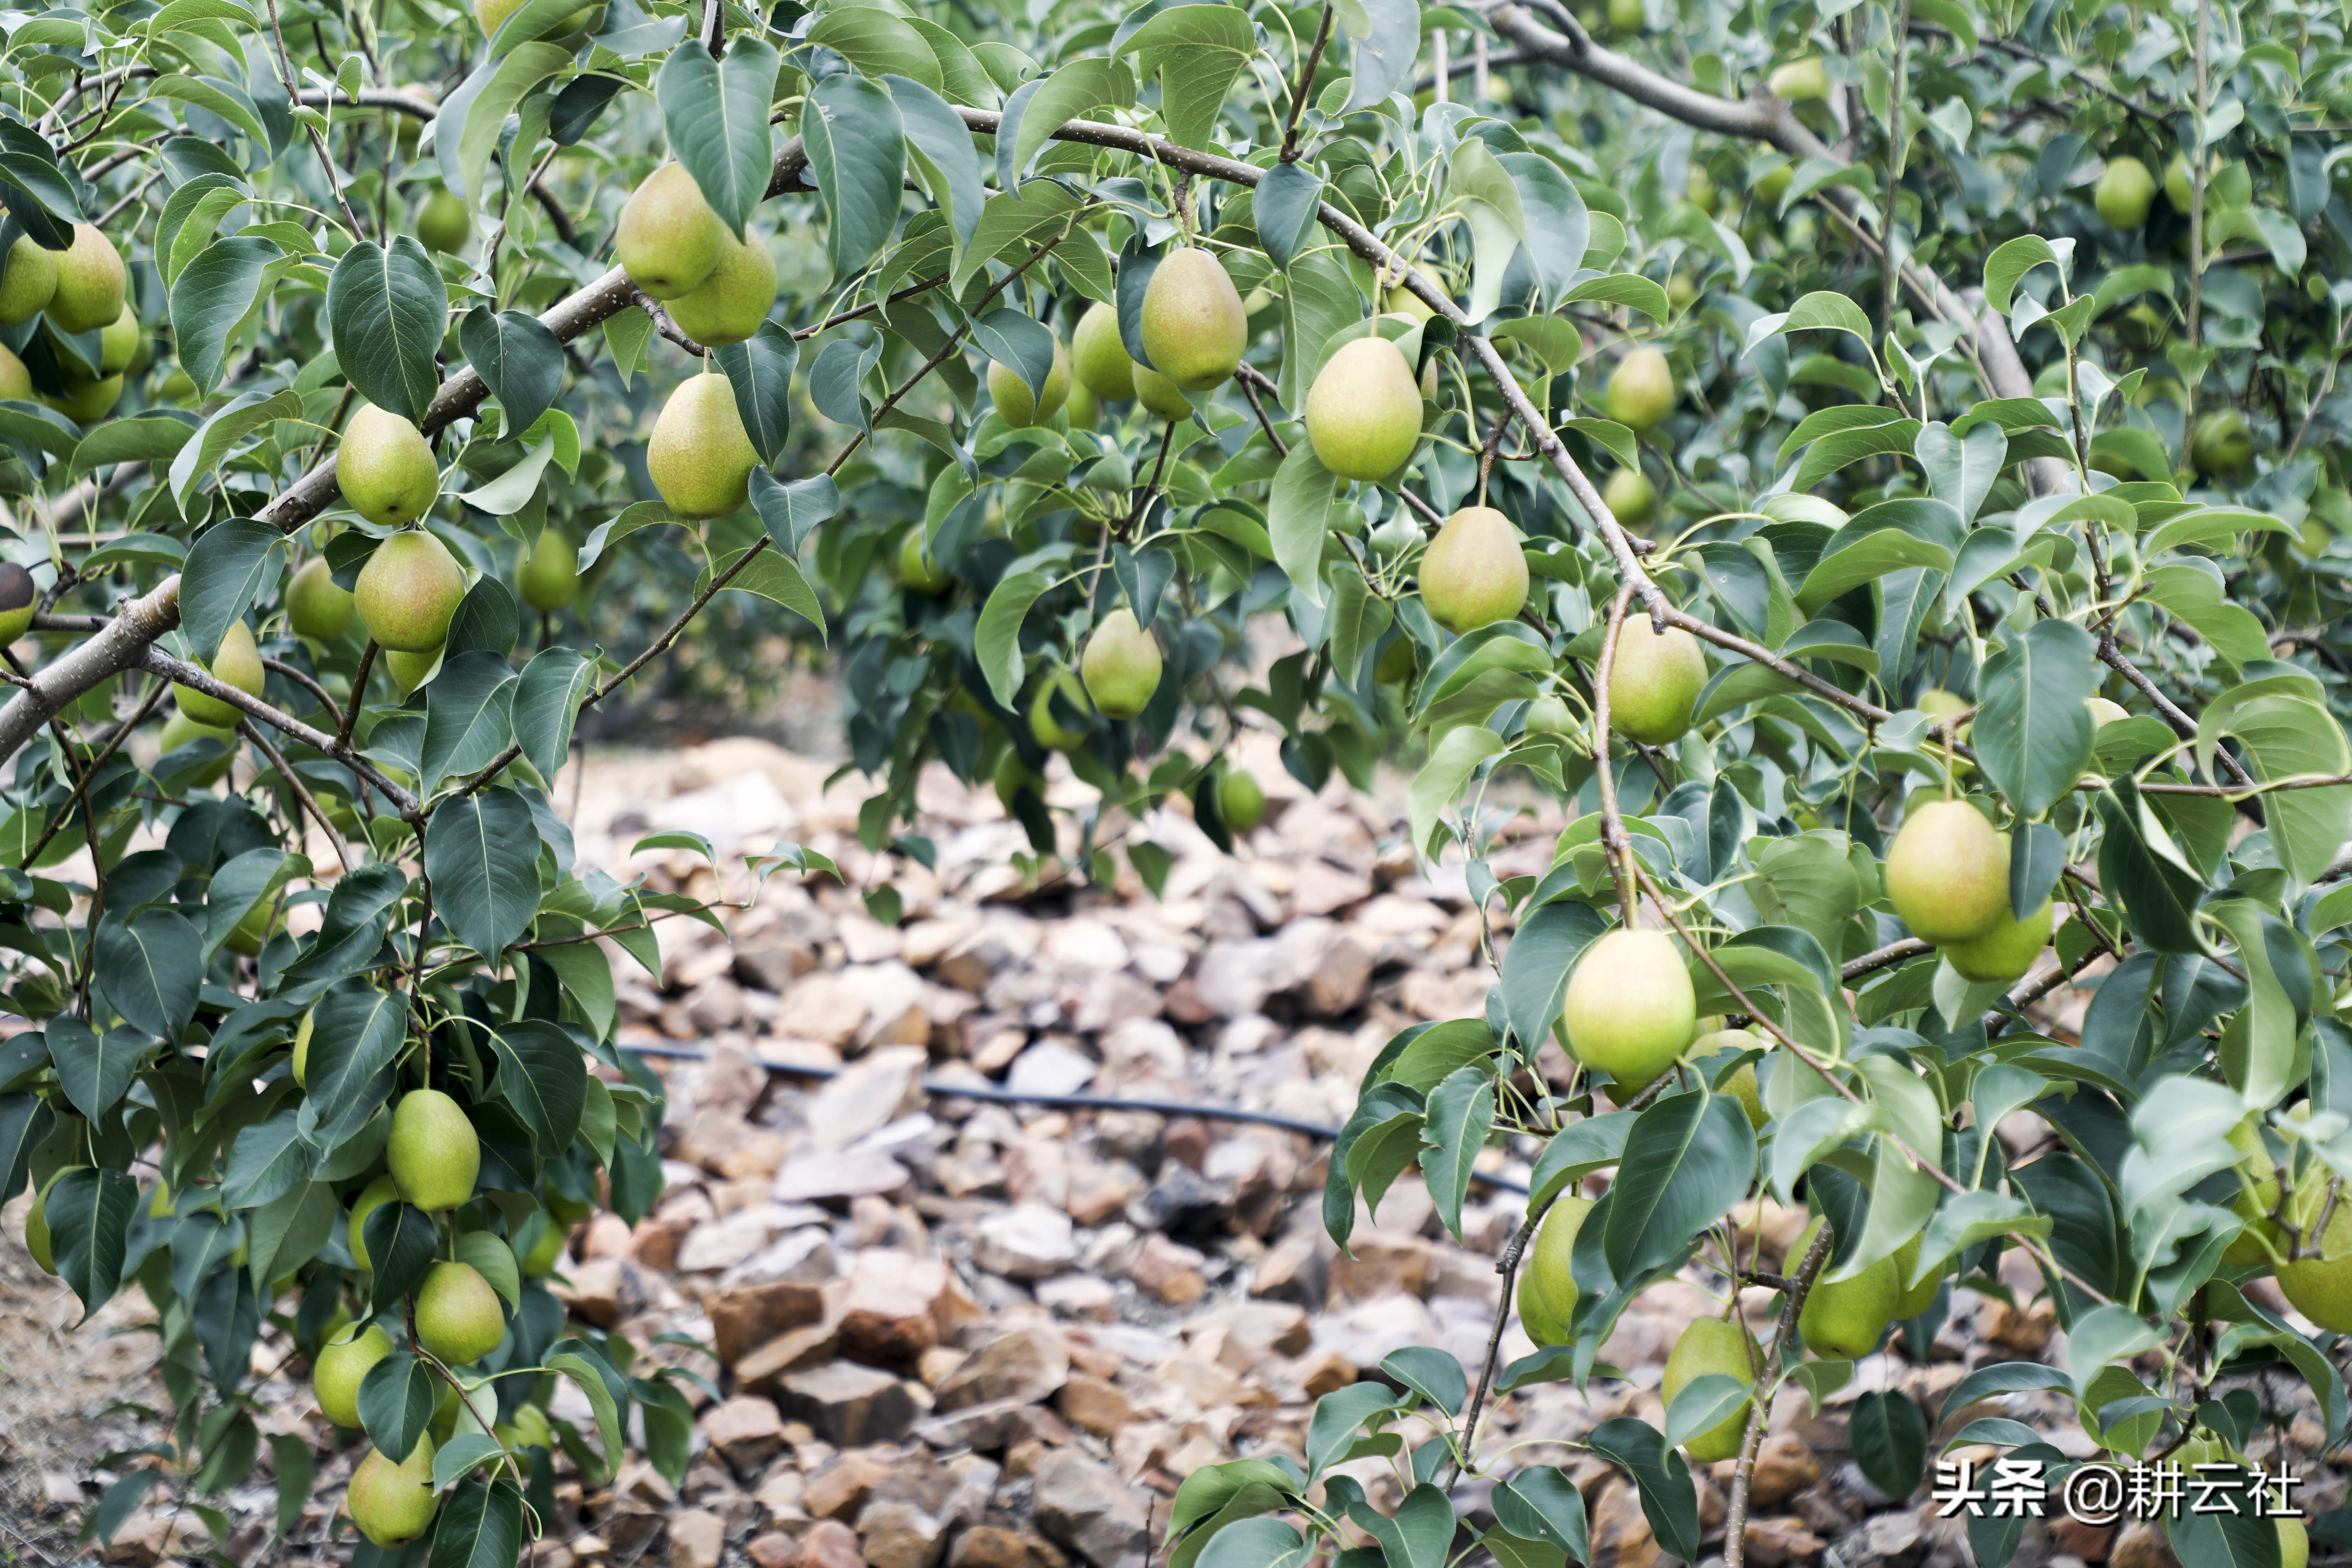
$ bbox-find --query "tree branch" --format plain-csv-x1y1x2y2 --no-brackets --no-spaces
1725,1223,1834,1568
136,645,422,821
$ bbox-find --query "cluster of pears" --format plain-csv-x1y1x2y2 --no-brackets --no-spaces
1010,248,1249,433
0,224,137,422
2224,1113,2352,1333
332,401,468,691
620,162,780,349
1883,798,2054,983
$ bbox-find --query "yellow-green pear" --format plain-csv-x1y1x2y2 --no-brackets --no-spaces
1769,57,1830,101
1562,928,1696,1092
287,556,357,643
1884,800,2008,944
224,897,280,958
315,1323,395,1427
1690,1027,1766,1128
1666,274,1698,312
1944,897,2053,983
159,710,236,782
176,619,264,728
523,1217,566,1278
2281,1517,2309,1568
348,1174,400,1269
665,226,777,347
1604,467,1656,526
1607,617,1706,746
338,405,442,527
1663,1318,1759,1461
1420,506,1528,633
1890,1232,1941,1319
1139,247,1247,390
2165,153,2196,211
897,531,950,593
98,307,139,376
1685,164,1716,213
1217,768,1265,834
42,369,121,424
387,1088,480,1212
2277,1176,2352,1331
2095,156,2156,229
1071,301,1136,401
1131,362,1194,421
415,1259,506,1364
385,645,443,695
1080,608,1162,720
0,345,27,403
348,1436,438,1546
1918,686,1970,741
46,224,125,335
2223,1119,2281,1268
0,560,33,644
0,234,57,326
1306,336,1423,481
1794,1216,1899,1358
355,529,464,652
1029,668,1091,751
1516,1194,1595,1345
988,340,1072,428
2191,408,2254,481
416,189,470,254
993,749,1044,813
648,372,760,519
1755,162,1794,208
498,1402,554,1451
1605,346,1676,430
1609,0,1645,33
1064,378,1099,430
517,530,580,613
617,162,727,300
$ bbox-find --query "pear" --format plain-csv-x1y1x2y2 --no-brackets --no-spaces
1071,302,1136,401
2191,408,2254,480
1516,1194,1595,1345
618,162,727,300
0,234,57,326
1755,162,1794,209
315,1323,395,1427
1080,608,1162,720
1604,346,1676,431
1793,1216,1898,1358
896,531,950,594
0,345,27,402
98,307,139,375
158,710,236,783
1663,1318,1759,1461
224,897,280,958
1131,362,1195,421
988,341,1072,428
517,530,580,613
2276,1176,2352,1331
387,1088,481,1212
1028,668,1092,751
0,560,33,643
176,620,264,728
1890,1231,1942,1319
523,1216,567,1277
1944,897,2053,983
355,530,464,652
1607,617,1706,746
1769,57,1830,101
1690,1027,1766,1128
414,189,470,254
338,405,442,527
1562,929,1695,1092
648,373,760,519
46,224,126,335
1420,506,1528,633
1064,378,1100,431
1217,768,1266,834
665,227,778,347
1884,800,2008,944
2281,1518,2310,1568
1666,274,1698,312
287,557,357,643
1139,247,1247,390
2164,153,2196,211
385,645,443,695
2222,1118,2281,1267
347,1174,400,1270
1685,164,1716,214
348,1436,438,1546
2095,156,2156,229
499,1402,555,1451
1918,686,1970,740
1608,0,1645,32
415,1259,507,1364
43,370,121,424
993,750,1044,813
1376,638,1417,685
1305,336,1423,481
1604,467,1656,526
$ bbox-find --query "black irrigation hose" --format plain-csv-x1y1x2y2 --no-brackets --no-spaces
625,1042,1532,1195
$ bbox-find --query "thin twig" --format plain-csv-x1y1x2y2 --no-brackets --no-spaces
238,720,354,874
1280,3,1337,162
1724,1223,1834,1568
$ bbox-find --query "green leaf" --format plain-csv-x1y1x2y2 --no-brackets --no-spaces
2141,506,2293,556
800,72,905,287
68,415,196,481
807,8,945,92
420,651,521,788
548,1351,624,1482
1563,272,1670,321
46,1016,143,1124
1794,499,1956,611
2196,680,2352,884
1791,418,1921,491
1602,1091,1756,1280
180,518,285,663
149,74,270,147
976,570,1050,709
169,388,302,508
1584,1418,1700,1562
1306,1381,1407,1479
658,37,780,238
457,43,570,208
748,470,838,554
1352,1484,1455,1568
328,238,449,424
1003,57,1134,186
1984,234,2067,314
169,236,279,395
268,1433,313,1537
1525,1111,1634,1212
453,1229,523,1311
358,1351,438,1461
1268,444,1341,604
1277,246,1361,410
1379,1346,1468,1416
1914,420,2006,524
512,647,599,783
423,789,544,959
1342,0,1419,110
1118,5,1256,152
1195,1518,1312,1568
96,908,203,1041
1500,899,1608,1054
493,1019,586,1152
1850,1391,1927,1499
48,1166,136,1321
1974,618,2100,818
296,984,405,1149
1419,1064,1495,1240
1491,1468,1589,1562
1251,163,1325,273
460,306,565,436
1663,1373,1751,1449
1408,725,1504,861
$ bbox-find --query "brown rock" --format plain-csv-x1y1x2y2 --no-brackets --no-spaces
1983,1297,2057,1354
802,1520,867,1568
1742,1517,1825,1566
2050,1515,2117,1561
859,1493,951,1568
780,1362,921,1447
911,1395,1076,1454
1293,1348,1358,1398
934,1325,1069,1413
554,1257,653,1329
1055,1374,1133,1438
748,1533,802,1568
702,1396,788,1474
1750,1433,1823,1510
2110,1522,2178,1568
1031,1449,1149,1568
739,1324,843,1393
806,1452,895,1520
1590,1479,1661,1568
710,1278,827,1367
1129,1233,1208,1305
669,1509,728,1568
1328,1234,1432,1303
838,1250,980,1367
951,1526,1067,1568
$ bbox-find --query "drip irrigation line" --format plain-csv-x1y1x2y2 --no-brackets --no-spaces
623,1041,1532,1195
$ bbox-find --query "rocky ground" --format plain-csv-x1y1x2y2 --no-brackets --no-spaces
3,733,2345,1568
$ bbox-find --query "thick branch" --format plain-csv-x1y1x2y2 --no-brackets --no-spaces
136,645,422,820
0,576,182,765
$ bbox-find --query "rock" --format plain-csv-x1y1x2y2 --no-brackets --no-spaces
841,962,934,1050
934,1325,1069,1413
1197,1301,1311,1358
773,1147,913,1204
668,1510,727,1568
951,1526,1067,1568
1589,1480,1660,1568
748,1533,802,1568
738,1324,842,1393
1072,973,1163,1035
709,1277,826,1367
1743,1517,1825,1567
1006,1040,1099,1097
1055,1374,1132,1438
1036,1274,1119,1320
1064,1158,1144,1228
805,1046,930,1152
838,1250,980,1366
779,1362,921,1446
802,1520,867,1568
1128,1233,1208,1304
807,1453,895,1519
2109,1523,2178,1568
779,973,871,1047
1032,1448,1150,1568
736,940,817,994
701,1396,787,1473
1983,1297,2056,1354
689,979,748,1034
1128,1162,1232,1242
1292,1348,1358,1397
718,1227,839,1292
973,1203,1079,1280
1833,1510,1925,1568
677,1109,792,1180
1098,1018,1185,1079
1329,1234,1432,1303
554,1257,654,1328
911,1395,1072,1453
1750,1433,1823,1510
678,1208,785,1274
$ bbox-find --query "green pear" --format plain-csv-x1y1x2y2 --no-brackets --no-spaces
1028,668,1091,751
993,749,1044,813
2164,153,2195,211
517,530,580,613
415,1260,506,1364
1562,929,1695,1092
2191,408,2254,480
665,227,778,347
988,341,1072,428
279,557,355,646
1420,506,1528,633
158,710,235,782
1690,1028,1766,1128
1131,362,1195,421
1376,638,1416,685
348,1436,438,1546
1139,247,1247,390
2095,156,2156,229
2277,1177,2352,1331
1663,1318,1759,1461
224,896,280,958
1890,1231,1942,1319
46,224,125,335
897,531,950,594
1685,164,1716,213
415,189,471,254
388,1088,481,1212
1944,897,2053,983
42,369,121,424
1884,800,2008,944
1305,336,1423,481
1071,301,1136,401
1605,346,1676,430
347,1174,400,1269
1918,686,1970,740
1217,768,1265,834
1080,608,1162,720
1609,0,1645,31
618,162,727,300
385,645,443,695
355,530,464,652
498,1401,555,1451
1793,1217,1898,1358
1755,162,1794,208
98,307,139,375
2223,1118,2282,1267
338,405,442,527
523,1216,567,1277
176,619,264,728
1604,467,1656,525
0,234,57,326
0,560,33,644
1768,57,1830,101
1064,378,1099,431
0,345,27,403
1607,617,1706,746
1666,274,1698,312
648,372,759,519
2281,1517,2310,1568
315,1323,395,1427
1516,1195,1595,1345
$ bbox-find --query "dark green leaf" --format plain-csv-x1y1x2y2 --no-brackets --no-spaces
715,324,799,465
657,38,780,239
424,789,543,959
296,984,406,1149
748,469,837,555
1584,1418,1699,1562
96,908,203,1040
1603,1092,1756,1280
359,1351,438,1459
170,236,280,395
429,1477,525,1568
328,238,450,424
180,518,285,664
512,648,598,783
799,71,905,283
493,1020,586,1152
1975,618,2100,818
1499,899,1608,1056
364,1200,440,1312
460,307,565,435
421,651,522,787
48,1165,136,1321
47,1015,148,1122
1850,1390,1927,1499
